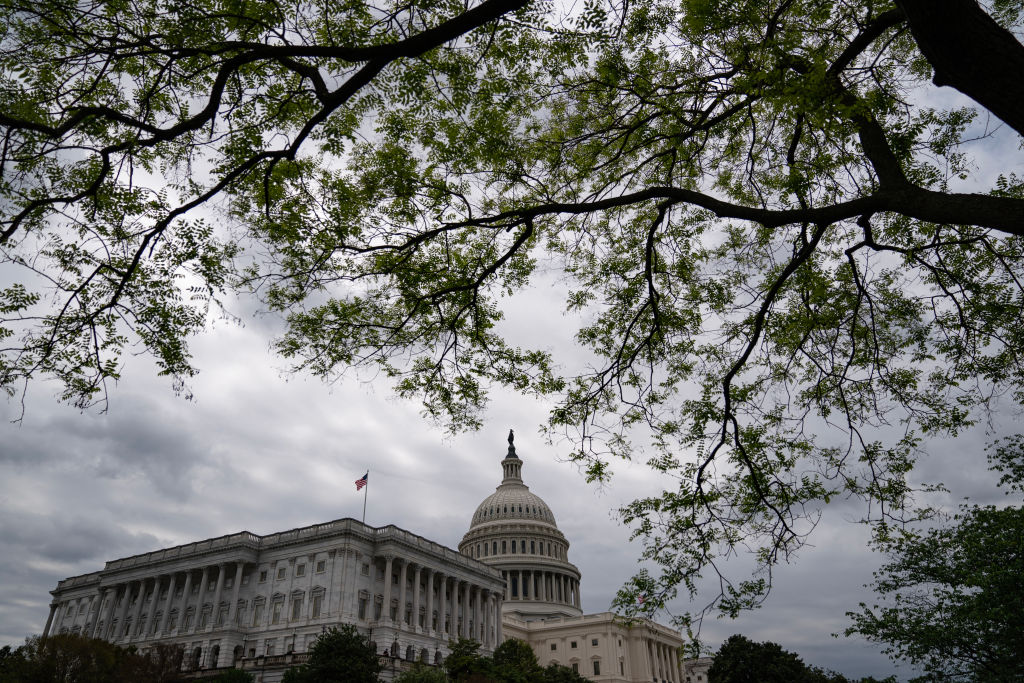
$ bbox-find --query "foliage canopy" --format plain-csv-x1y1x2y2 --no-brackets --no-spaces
845,439,1024,682
281,625,381,683
3,0,1024,635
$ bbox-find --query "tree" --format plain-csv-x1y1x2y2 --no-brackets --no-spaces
491,639,540,683
539,664,590,683
3,0,1024,632
281,625,380,683
0,634,184,683
443,639,494,682
395,664,451,683
845,439,1024,682
707,635,809,683
207,669,255,683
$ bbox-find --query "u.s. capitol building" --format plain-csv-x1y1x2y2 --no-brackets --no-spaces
45,433,686,682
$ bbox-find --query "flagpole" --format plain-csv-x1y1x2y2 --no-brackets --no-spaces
362,468,369,524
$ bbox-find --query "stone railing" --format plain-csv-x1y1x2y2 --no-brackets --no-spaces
104,531,261,571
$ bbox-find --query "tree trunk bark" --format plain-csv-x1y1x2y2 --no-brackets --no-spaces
897,0,1024,138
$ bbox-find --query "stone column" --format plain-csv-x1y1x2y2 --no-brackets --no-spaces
101,587,118,639
87,591,105,637
473,587,481,641
412,565,422,632
381,556,394,623
480,593,487,646
192,566,209,632
424,568,434,635
128,580,146,640
158,574,177,634
177,571,193,633
228,563,244,624
495,594,503,644
139,579,159,637
398,559,408,628
437,574,447,637
462,582,470,638
42,603,57,638
337,548,357,620
210,563,227,628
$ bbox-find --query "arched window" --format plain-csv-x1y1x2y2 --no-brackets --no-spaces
511,541,517,554
531,540,536,553
493,541,498,555
476,544,480,557
406,645,415,660
435,650,443,665
502,540,507,553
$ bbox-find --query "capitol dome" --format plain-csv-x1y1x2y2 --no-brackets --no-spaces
459,431,582,621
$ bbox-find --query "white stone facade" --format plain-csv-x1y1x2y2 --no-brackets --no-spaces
45,519,505,679
504,612,687,683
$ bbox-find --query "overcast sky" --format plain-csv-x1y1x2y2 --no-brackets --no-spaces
0,263,1015,683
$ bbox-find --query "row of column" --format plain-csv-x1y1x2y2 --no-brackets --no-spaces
504,569,579,607
45,562,246,644
377,555,502,649
648,639,681,683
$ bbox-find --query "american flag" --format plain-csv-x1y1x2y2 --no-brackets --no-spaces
355,473,368,491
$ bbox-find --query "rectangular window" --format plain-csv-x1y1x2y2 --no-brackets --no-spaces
361,563,370,576
183,613,193,629
199,610,208,628
225,578,233,589
392,574,399,584
296,564,305,577
374,599,382,620
390,603,397,620
593,661,601,675
259,570,268,583
572,663,579,673
551,643,557,651
277,567,286,581
311,595,322,618
265,640,275,656
316,560,326,573
252,603,263,627
291,599,302,620
358,598,367,620
621,661,625,675
571,641,577,649
592,638,599,646
272,601,282,625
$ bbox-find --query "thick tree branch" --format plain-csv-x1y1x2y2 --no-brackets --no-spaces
898,0,1024,137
